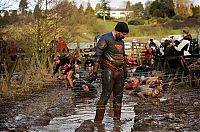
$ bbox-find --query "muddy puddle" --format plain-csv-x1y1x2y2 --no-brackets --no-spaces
29,87,136,132
0,80,200,131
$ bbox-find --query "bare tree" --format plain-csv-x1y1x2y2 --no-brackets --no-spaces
175,0,193,17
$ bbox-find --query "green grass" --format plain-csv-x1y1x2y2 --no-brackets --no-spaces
77,19,199,43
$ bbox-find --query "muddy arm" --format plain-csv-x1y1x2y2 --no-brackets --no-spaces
137,90,152,99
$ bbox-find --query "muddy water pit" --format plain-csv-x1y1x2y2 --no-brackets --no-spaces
0,81,200,131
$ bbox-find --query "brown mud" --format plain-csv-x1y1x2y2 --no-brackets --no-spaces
0,80,200,131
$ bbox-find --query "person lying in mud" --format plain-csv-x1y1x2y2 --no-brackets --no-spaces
73,81,97,97
125,75,174,90
124,77,140,90
127,76,174,99
124,76,162,90
137,83,163,99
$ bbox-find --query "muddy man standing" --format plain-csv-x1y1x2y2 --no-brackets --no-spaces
89,22,129,123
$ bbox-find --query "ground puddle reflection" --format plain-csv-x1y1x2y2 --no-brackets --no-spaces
31,93,136,132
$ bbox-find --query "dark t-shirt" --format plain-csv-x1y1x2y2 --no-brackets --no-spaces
95,32,126,67
53,56,71,75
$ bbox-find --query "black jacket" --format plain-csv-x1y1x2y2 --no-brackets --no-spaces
53,56,71,75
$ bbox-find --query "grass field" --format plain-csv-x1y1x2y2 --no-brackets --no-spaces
79,18,199,43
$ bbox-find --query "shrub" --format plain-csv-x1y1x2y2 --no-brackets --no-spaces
128,19,145,25
156,17,169,24
172,15,186,21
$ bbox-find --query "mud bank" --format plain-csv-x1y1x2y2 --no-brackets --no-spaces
133,85,200,131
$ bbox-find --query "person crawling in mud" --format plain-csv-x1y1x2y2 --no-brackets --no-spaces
73,81,97,97
124,76,162,90
124,77,140,90
52,55,75,89
73,60,98,97
126,76,174,99
137,83,163,99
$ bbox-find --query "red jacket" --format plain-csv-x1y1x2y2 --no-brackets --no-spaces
8,43,17,54
126,57,135,66
57,38,68,53
145,47,152,59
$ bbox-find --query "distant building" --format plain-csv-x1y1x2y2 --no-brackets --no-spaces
0,10,6,17
0,10,21,17
110,10,133,19
95,9,133,19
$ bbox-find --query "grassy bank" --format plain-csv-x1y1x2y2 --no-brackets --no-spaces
80,19,199,43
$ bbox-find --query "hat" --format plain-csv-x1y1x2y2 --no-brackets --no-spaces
115,22,129,33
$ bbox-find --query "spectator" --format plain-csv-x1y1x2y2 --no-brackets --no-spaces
8,41,17,54
197,27,200,46
0,37,7,55
57,36,68,56
149,39,157,49
94,32,100,47
126,54,137,66
173,30,192,56
8,41,17,61
144,45,152,66
164,39,177,56
182,30,192,41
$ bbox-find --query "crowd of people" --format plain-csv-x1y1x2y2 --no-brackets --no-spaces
50,23,200,129
148,30,199,57
126,29,199,69
123,29,199,100
52,42,97,95
1,22,197,127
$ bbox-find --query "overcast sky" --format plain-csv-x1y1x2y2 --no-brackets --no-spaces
0,0,199,10
72,0,153,9
73,0,198,9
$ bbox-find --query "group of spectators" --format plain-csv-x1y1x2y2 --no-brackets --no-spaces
139,30,199,67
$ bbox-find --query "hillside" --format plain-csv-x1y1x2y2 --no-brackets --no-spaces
79,18,200,43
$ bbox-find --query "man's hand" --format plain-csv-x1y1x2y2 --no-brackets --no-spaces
88,72,97,83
